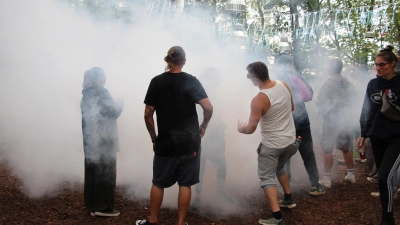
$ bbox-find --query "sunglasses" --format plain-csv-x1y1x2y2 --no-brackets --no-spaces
247,74,254,79
374,62,389,68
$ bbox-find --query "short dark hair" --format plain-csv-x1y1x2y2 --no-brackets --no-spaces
329,58,343,74
246,61,269,82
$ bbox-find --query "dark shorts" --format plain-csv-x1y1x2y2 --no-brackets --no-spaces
152,150,200,188
320,119,351,153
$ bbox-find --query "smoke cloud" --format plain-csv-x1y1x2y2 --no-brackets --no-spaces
0,0,372,216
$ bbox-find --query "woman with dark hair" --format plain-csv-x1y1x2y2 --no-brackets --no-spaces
358,45,400,225
81,67,124,217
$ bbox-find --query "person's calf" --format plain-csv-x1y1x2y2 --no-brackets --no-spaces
178,186,191,225
342,150,355,169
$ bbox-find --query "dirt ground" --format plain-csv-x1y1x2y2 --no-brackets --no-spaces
0,147,399,225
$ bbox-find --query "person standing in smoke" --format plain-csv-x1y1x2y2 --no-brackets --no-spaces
316,58,357,188
274,55,325,196
357,45,400,225
238,62,299,225
193,68,230,208
137,46,213,225
80,67,124,217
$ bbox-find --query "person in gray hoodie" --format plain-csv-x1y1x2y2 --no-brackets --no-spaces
81,67,124,217
316,58,357,188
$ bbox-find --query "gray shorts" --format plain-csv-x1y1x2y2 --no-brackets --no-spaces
320,119,351,153
257,139,299,190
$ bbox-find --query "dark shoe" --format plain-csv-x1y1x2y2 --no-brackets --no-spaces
278,198,296,208
94,210,120,217
309,184,326,196
136,218,158,225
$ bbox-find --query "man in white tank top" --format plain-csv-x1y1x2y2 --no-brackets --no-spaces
238,62,299,225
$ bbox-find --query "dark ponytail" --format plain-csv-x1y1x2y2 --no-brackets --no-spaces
376,45,398,64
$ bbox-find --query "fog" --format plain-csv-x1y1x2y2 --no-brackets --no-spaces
0,0,374,216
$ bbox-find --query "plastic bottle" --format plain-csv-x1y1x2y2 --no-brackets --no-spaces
359,150,366,163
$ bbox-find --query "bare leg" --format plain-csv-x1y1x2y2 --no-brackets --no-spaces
149,184,164,223
264,187,280,212
324,153,333,173
342,150,354,169
277,173,291,194
177,186,191,225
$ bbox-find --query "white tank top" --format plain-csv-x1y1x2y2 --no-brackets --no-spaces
259,80,296,148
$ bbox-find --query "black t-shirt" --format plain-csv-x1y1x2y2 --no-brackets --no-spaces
144,72,208,156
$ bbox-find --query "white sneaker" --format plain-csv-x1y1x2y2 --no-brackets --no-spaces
337,158,346,165
371,191,397,198
367,177,377,183
371,191,380,197
318,178,332,188
345,175,356,184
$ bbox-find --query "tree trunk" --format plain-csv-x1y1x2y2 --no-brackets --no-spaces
289,0,300,71
256,0,264,28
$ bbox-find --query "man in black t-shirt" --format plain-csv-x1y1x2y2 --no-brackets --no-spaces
136,46,213,225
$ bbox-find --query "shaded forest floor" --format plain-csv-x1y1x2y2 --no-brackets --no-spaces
0,148,398,225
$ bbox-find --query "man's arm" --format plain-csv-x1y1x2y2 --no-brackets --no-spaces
237,93,268,134
198,98,213,137
144,105,157,142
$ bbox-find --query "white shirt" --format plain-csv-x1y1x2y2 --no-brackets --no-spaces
259,80,296,148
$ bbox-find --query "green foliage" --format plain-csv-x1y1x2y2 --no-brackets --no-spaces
65,0,399,73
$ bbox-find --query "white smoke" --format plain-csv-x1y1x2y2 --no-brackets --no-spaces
0,0,261,214
0,0,371,216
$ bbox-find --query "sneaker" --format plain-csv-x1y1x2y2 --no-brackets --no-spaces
278,198,296,208
190,197,201,210
371,191,380,197
136,218,158,225
259,217,285,225
344,175,356,184
89,211,95,216
309,184,326,196
337,158,346,165
318,178,332,188
94,210,120,217
371,191,397,198
367,177,377,183
216,191,235,204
